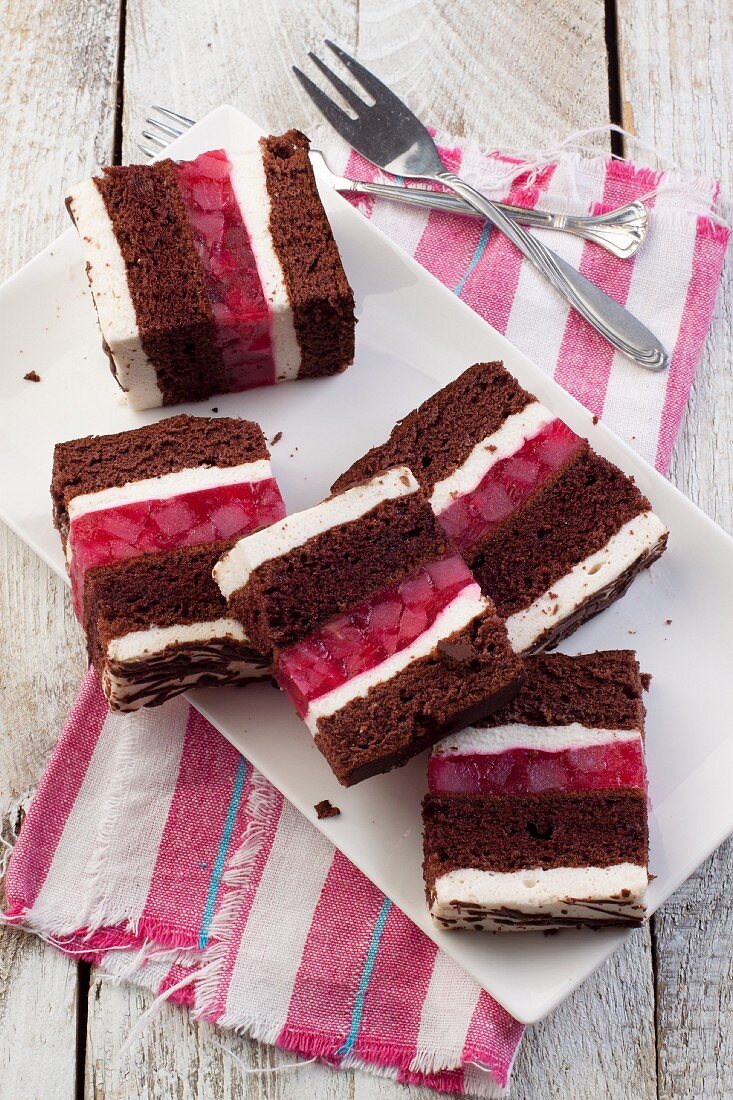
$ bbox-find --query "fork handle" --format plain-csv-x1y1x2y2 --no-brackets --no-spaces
438,172,668,372
337,178,646,259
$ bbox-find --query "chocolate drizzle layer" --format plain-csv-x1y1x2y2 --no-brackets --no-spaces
431,896,646,931
103,635,269,712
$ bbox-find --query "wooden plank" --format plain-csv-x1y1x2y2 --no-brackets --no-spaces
0,925,79,1100
0,1,121,1097
512,933,657,1100
355,0,613,150
617,4,733,1097
119,0,359,146
86,973,354,1100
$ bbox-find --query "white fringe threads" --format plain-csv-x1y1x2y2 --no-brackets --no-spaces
210,1037,317,1076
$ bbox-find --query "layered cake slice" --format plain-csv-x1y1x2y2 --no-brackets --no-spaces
52,414,286,710
214,467,522,785
423,650,649,931
66,131,356,409
332,361,668,654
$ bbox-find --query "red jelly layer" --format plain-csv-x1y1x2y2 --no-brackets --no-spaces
438,419,583,552
277,553,476,717
69,478,285,620
428,738,646,796
174,150,277,392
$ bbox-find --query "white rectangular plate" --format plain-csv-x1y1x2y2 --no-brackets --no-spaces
1,105,732,1024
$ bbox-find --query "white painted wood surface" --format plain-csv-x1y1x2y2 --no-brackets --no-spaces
0,1,730,1097
0,2,118,1097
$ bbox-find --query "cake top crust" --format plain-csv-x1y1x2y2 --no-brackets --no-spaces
478,650,646,731
332,361,535,496
51,414,269,532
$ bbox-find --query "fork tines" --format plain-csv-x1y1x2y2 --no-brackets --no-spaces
138,106,196,159
293,40,399,139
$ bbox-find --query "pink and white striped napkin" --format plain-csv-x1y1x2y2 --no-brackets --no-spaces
5,672,522,1096
3,131,729,1097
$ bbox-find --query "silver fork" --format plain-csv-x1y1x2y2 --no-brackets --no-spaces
293,42,668,372
140,109,646,260
308,153,647,260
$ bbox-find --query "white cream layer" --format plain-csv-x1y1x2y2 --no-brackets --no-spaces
304,583,488,733
507,511,668,654
429,402,556,514
67,179,164,411
432,722,642,757
431,863,647,929
228,149,302,382
67,459,273,520
215,466,420,599
106,617,252,663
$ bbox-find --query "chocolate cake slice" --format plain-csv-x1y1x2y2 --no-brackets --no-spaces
423,650,650,931
52,414,286,711
214,467,522,785
332,361,668,654
66,131,356,409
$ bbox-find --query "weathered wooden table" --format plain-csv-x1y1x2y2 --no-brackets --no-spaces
1,2,730,1097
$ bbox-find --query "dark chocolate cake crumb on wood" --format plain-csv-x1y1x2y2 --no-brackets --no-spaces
229,491,453,654
95,161,228,404
51,414,268,534
422,789,649,891
261,130,356,379
314,613,522,786
332,361,534,496
479,650,646,731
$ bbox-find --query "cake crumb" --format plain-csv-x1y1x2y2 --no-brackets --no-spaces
628,629,637,635
592,414,599,425
315,799,340,820
23,370,41,383
270,431,283,446
665,618,672,625
211,406,218,413
641,673,653,691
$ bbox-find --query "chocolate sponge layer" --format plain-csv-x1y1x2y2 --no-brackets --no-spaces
480,650,646,731
422,789,649,892
95,161,229,403
261,131,356,379
228,489,454,654
51,414,267,536
332,361,533,496
466,447,653,619
83,539,238,665
315,611,522,786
